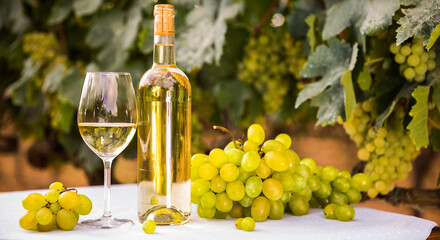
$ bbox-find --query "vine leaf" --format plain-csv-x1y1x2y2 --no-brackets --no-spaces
407,85,430,150
323,0,399,40
375,82,418,129
426,24,440,50
295,38,358,125
305,14,320,52
288,0,324,39
48,0,73,24
341,70,356,119
396,0,440,46
176,0,244,72
73,0,102,17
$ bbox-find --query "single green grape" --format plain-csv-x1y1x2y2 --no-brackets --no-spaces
269,199,284,220
247,124,265,145
226,148,244,166
314,181,332,199
275,133,292,149
285,150,300,174
19,211,38,230
264,151,289,172
239,194,255,208
241,217,256,231
226,180,245,201
323,203,337,219
262,140,286,153
215,192,233,213
289,195,309,216
243,176,263,199
210,176,227,193
321,166,339,182
220,163,240,182
332,177,351,193
351,173,373,192
56,209,77,231
58,191,80,210
251,196,270,222
346,189,362,204
272,172,294,192
296,165,312,179
256,160,271,179
229,202,244,218
329,191,348,205
235,218,243,230
403,67,416,80
335,204,355,221
243,141,260,152
407,54,420,67
45,189,60,203
36,207,53,225
191,153,208,167
394,53,406,64
75,194,92,215
400,45,411,56
209,148,228,168
262,178,283,201
49,202,61,215
198,163,218,180
22,193,47,211
300,158,317,174
307,175,321,191
241,151,261,172
191,193,201,204
49,182,64,192
36,216,56,232
142,220,156,234
191,178,211,196
389,43,400,54
291,173,307,193
214,209,229,219
200,191,216,209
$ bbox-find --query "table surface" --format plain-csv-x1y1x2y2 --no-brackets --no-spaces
0,184,437,240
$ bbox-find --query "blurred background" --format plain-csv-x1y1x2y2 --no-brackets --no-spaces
1,0,439,224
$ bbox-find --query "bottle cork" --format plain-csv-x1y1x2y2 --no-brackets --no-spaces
154,4,175,36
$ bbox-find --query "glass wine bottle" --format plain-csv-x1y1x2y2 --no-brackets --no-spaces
137,4,191,225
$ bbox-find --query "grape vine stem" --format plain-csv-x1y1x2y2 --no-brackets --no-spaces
213,125,239,149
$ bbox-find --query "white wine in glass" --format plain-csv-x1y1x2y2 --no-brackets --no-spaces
78,72,137,229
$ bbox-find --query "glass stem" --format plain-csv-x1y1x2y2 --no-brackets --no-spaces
103,160,112,218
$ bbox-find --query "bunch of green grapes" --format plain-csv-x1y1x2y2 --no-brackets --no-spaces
191,124,373,230
342,99,419,198
390,38,437,83
19,182,92,231
23,32,59,62
284,37,307,89
238,32,291,113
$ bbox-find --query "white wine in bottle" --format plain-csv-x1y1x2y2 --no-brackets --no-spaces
137,4,191,225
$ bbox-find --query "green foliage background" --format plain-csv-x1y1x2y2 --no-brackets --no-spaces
1,0,440,181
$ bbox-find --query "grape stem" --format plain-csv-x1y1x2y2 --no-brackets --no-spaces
213,125,239,149
376,187,440,206
64,187,78,193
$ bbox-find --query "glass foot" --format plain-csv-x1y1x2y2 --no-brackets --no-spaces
80,216,134,229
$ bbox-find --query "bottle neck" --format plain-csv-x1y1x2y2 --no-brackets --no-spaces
153,35,176,66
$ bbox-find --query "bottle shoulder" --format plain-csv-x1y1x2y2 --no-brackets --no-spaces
139,66,191,92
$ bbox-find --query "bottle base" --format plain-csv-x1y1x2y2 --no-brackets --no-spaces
139,205,190,226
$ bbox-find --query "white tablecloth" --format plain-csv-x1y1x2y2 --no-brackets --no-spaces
0,184,436,240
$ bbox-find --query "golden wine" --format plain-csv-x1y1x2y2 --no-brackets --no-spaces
137,4,191,225
78,122,137,160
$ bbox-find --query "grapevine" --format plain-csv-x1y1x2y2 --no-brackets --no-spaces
341,99,419,198
191,123,373,230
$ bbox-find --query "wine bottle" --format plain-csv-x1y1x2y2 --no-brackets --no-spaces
137,4,191,225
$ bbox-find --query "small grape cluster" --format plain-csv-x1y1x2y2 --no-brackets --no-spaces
19,182,92,231
23,32,59,62
341,99,418,198
390,38,437,83
191,124,373,231
238,33,306,113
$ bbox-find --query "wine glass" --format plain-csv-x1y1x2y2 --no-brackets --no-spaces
77,72,137,229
